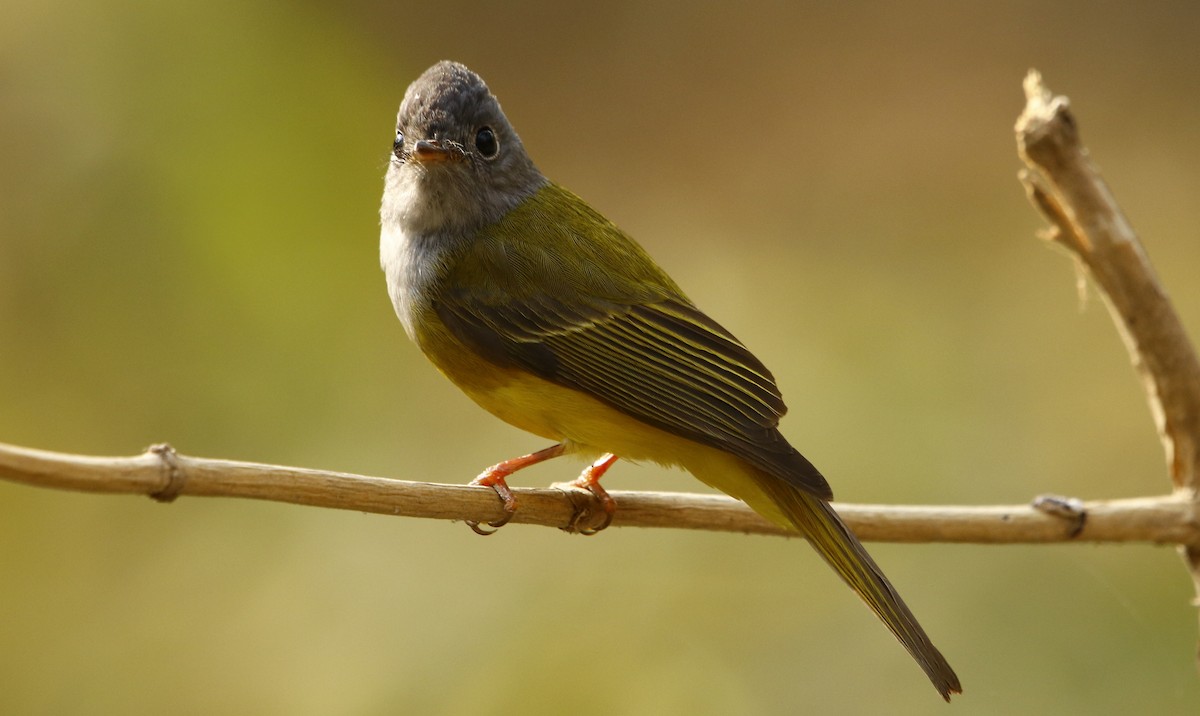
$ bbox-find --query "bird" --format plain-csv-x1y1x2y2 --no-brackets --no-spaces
379,60,961,700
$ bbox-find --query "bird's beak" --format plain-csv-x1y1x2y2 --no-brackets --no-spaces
412,139,462,164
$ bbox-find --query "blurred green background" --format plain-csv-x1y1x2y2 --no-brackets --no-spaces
3,0,1200,713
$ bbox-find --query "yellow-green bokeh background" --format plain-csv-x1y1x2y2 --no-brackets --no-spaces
4,1,1200,713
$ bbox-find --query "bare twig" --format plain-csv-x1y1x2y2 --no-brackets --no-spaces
1015,70,1200,650
1,441,1195,544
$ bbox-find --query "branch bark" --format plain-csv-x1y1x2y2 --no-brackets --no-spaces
1015,70,1200,650
1,441,1196,544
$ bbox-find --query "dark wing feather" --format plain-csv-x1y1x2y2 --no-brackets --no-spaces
436,292,832,499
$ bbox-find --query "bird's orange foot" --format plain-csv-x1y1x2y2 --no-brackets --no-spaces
466,443,566,535
558,453,619,536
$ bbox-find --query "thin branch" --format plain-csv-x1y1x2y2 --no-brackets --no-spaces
1015,70,1200,647
1,441,1195,545
1016,71,1200,492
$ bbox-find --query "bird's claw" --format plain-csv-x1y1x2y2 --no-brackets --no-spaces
555,454,619,536
463,443,568,535
466,472,517,536
555,483,615,535
465,514,510,536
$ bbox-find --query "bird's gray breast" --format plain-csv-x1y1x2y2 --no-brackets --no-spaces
379,223,452,342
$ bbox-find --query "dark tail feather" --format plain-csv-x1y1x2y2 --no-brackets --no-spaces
757,476,962,700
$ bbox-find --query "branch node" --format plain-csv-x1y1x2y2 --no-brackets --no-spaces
1018,168,1090,254
148,443,187,503
1032,494,1088,538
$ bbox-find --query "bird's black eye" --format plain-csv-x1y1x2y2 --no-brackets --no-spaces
474,126,499,159
393,129,404,156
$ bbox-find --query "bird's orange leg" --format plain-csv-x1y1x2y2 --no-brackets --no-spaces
562,453,619,536
467,442,566,535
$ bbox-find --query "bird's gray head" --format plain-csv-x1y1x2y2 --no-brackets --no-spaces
381,61,545,236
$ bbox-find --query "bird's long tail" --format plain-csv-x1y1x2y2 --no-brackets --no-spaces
755,474,962,701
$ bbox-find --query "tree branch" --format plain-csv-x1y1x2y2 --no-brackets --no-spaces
1,441,1196,544
1015,70,1200,647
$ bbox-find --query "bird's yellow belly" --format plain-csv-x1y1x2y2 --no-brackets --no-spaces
424,326,677,457
456,360,683,464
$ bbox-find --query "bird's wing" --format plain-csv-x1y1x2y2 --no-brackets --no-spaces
435,289,832,499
